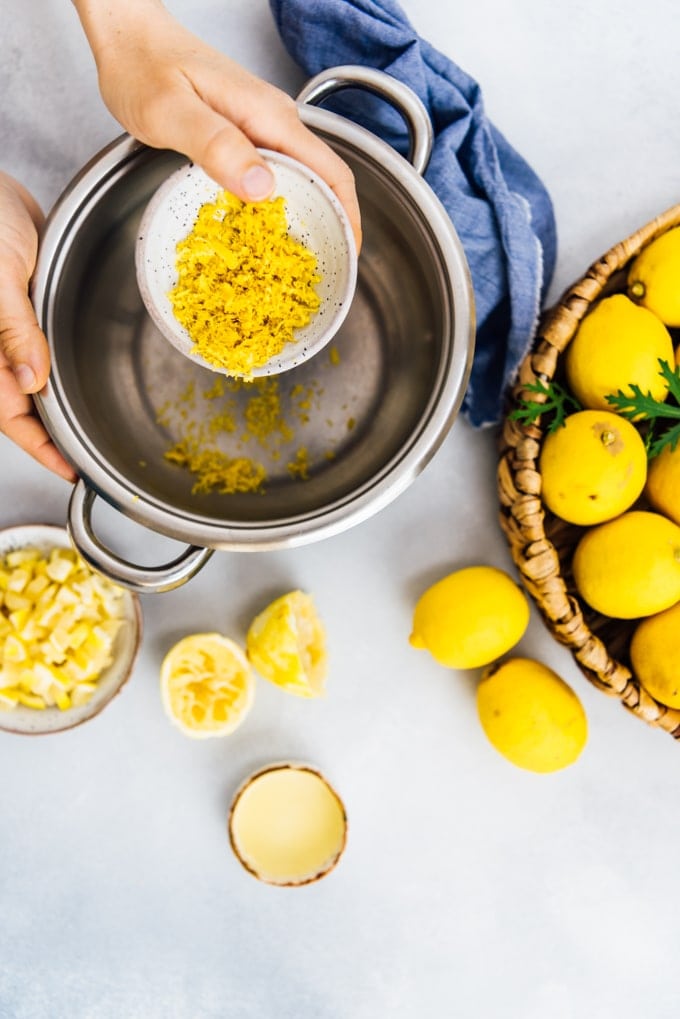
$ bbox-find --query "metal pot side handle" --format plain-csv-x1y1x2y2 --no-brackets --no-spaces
67,480,214,593
297,65,434,176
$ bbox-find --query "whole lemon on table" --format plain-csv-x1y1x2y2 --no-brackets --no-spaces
572,510,680,618
628,226,680,327
409,565,530,669
539,409,647,525
477,657,587,773
564,293,674,410
645,443,680,526
630,601,680,708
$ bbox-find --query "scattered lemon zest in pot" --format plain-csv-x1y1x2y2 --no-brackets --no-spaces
242,378,295,448
169,192,321,376
164,441,266,495
287,447,310,480
156,375,340,495
0,547,127,712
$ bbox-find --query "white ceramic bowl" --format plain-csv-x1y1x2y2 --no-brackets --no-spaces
135,151,358,377
0,524,142,735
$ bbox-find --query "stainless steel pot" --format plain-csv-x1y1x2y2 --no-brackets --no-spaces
32,66,474,593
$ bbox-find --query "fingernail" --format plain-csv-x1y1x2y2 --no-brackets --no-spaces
241,165,274,201
14,363,36,392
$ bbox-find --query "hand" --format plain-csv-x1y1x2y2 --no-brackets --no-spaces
74,0,362,252
0,173,76,481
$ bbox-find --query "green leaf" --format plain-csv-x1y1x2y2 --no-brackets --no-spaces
604,359,680,457
509,379,581,432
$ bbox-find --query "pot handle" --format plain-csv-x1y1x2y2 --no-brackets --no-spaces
297,65,433,176
67,479,214,594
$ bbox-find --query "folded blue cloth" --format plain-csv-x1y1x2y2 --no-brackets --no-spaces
270,0,557,427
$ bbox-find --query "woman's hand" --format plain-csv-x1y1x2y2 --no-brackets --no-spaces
0,173,76,481
74,0,362,251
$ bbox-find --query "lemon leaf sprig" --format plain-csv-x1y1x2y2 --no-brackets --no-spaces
605,359,680,457
509,379,582,433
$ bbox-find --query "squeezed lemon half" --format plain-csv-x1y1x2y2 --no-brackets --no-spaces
246,591,327,697
228,764,347,885
160,633,255,738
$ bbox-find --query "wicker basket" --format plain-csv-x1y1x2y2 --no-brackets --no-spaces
498,203,680,739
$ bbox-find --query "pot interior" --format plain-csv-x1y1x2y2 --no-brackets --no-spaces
47,137,454,525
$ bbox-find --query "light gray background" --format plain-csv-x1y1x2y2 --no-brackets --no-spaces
1,2,680,1017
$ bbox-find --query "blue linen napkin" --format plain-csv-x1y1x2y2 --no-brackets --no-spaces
270,0,557,427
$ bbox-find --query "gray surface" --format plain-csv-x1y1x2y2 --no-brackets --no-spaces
2,2,680,1018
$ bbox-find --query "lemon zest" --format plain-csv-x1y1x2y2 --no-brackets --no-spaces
169,192,321,376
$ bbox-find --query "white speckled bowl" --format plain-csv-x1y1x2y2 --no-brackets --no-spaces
135,150,358,377
0,525,142,736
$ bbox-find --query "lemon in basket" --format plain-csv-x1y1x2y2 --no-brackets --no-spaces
630,601,680,708
409,565,529,669
246,591,327,697
564,294,674,410
572,510,680,618
645,443,680,526
539,409,647,525
628,226,680,327
477,657,587,772
160,633,255,737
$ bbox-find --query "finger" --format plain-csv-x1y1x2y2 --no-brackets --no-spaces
0,280,51,392
144,87,276,202
276,122,363,254
224,93,362,254
0,362,76,481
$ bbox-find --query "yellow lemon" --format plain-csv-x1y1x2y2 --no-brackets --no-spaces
628,227,680,327
630,601,680,707
477,657,587,772
572,510,680,618
564,294,674,410
645,443,680,525
160,633,255,738
539,409,647,525
409,565,530,669
246,591,327,697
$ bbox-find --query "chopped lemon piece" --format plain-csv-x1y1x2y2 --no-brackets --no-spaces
16,691,46,710
0,544,129,714
160,633,255,738
3,634,27,663
0,687,20,709
246,591,327,697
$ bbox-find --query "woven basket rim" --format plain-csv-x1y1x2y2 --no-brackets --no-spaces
499,202,680,739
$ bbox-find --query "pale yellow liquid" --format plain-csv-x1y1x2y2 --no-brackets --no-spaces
230,766,346,884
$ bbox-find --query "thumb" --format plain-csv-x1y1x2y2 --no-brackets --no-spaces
0,277,51,393
151,89,276,202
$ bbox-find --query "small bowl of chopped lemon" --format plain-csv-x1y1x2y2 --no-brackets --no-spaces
0,524,142,735
135,152,358,379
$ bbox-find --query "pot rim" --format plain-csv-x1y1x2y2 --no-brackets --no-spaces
32,103,474,553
